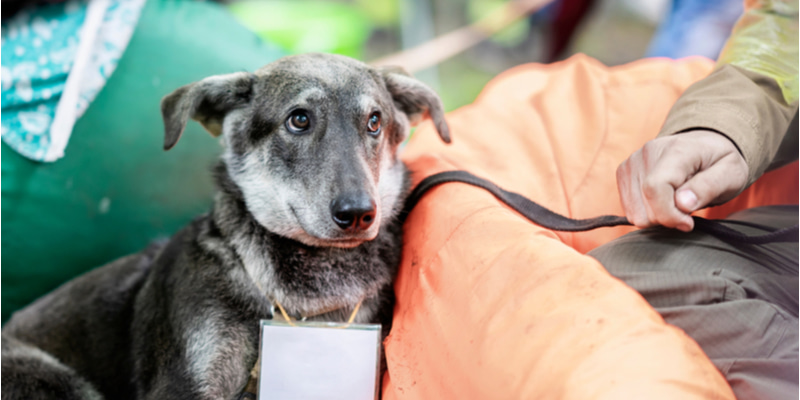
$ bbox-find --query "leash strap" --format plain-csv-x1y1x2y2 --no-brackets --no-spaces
403,170,798,245
272,298,363,328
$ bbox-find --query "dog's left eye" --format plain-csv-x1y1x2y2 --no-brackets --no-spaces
367,112,381,136
286,110,311,134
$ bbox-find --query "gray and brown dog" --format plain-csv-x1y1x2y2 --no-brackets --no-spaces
1,53,450,400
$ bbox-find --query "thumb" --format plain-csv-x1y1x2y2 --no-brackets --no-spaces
674,158,747,214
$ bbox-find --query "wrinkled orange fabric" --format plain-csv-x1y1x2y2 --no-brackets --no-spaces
382,54,798,400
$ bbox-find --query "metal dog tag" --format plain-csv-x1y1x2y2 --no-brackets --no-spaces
257,320,381,400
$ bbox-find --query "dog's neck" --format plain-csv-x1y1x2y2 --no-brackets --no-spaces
208,162,406,321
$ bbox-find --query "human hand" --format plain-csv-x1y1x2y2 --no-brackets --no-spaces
616,130,749,232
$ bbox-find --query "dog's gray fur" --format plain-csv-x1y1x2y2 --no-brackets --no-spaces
1,53,450,400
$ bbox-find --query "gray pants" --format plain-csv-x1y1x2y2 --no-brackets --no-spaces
589,205,798,400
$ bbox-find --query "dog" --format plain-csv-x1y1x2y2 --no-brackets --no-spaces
1,53,450,400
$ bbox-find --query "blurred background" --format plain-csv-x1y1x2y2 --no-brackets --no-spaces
3,0,744,111
218,0,741,110
1,0,744,322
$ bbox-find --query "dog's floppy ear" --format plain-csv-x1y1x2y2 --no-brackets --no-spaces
160,72,255,151
379,67,451,143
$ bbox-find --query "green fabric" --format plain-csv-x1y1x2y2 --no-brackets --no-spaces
1,0,284,323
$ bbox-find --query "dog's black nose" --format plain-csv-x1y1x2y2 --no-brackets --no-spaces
331,193,376,231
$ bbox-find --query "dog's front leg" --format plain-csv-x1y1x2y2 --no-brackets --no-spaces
135,312,259,400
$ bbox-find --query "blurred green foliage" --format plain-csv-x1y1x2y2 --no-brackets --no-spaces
355,0,400,27
227,1,373,58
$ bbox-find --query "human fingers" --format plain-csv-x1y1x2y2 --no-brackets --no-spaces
630,138,698,230
616,151,651,227
674,151,748,213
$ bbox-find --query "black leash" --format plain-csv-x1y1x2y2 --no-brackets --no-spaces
403,170,798,245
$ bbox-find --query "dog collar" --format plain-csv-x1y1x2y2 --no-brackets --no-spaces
245,267,364,325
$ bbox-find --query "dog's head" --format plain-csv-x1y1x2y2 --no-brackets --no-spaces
161,53,449,248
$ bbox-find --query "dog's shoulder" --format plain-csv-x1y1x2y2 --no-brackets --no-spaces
131,214,267,399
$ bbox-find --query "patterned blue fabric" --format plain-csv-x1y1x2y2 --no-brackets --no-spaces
1,0,145,162
1,2,86,161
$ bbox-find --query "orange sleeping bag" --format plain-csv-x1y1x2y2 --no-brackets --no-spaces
382,54,798,399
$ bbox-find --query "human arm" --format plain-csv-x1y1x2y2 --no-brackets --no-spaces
617,0,799,231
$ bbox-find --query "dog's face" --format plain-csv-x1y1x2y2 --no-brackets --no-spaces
161,53,449,248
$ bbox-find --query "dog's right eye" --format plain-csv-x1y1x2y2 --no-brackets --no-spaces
286,110,311,133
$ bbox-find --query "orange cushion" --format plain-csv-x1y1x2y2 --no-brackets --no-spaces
382,54,798,400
